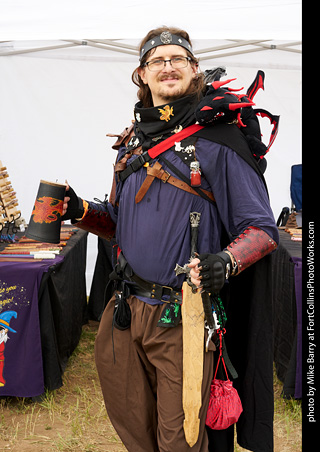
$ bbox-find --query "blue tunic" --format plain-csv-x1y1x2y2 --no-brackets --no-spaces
94,136,279,303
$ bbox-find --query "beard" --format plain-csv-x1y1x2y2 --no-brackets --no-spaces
158,90,184,103
156,73,187,103
156,74,200,104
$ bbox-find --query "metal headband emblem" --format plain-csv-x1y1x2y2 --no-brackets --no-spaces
160,31,172,45
140,32,194,61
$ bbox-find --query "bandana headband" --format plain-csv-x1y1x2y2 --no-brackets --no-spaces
140,31,194,61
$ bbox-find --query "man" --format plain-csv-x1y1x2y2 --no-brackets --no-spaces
62,26,279,452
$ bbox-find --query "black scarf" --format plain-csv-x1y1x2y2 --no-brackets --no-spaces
131,95,200,152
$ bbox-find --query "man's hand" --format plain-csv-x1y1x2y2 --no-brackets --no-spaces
62,184,70,217
188,257,202,287
188,252,231,293
61,184,84,221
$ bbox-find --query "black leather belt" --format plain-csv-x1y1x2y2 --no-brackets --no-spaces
116,251,182,304
129,281,182,304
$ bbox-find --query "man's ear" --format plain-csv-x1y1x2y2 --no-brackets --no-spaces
137,66,148,85
191,62,199,78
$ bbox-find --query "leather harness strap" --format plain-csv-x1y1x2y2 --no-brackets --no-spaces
135,161,215,204
117,124,204,182
114,146,143,173
111,123,216,206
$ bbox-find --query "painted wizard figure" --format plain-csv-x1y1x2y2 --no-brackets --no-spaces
62,26,279,452
0,311,17,387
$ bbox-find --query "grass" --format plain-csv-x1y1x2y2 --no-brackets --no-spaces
272,375,302,452
0,321,302,451
0,322,126,452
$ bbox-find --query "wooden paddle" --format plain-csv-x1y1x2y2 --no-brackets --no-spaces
181,281,205,447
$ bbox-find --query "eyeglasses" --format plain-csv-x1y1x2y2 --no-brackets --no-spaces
144,56,192,72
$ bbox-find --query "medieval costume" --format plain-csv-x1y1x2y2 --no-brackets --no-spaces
68,90,278,451
63,28,280,452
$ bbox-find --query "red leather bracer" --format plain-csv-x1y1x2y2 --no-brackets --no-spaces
73,206,116,241
226,226,277,275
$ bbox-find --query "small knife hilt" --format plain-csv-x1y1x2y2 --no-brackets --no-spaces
174,263,190,276
174,262,198,292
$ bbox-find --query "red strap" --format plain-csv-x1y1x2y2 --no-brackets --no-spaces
148,123,204,159
213,328,229,381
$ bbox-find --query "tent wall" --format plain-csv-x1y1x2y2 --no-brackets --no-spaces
0,49,301,292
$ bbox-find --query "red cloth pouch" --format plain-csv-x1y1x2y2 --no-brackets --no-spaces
205,329,243,430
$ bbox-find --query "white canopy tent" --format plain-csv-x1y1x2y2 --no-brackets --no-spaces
0,0,302,40
0,0,302,291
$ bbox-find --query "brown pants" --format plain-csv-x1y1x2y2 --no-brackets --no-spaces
95,295,214,452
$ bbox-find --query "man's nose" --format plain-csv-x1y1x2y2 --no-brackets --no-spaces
162,60,175,71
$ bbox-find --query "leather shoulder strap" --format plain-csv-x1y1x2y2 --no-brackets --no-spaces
107,123,134,150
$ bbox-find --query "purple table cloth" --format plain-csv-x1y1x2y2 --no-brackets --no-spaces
0,256,64,397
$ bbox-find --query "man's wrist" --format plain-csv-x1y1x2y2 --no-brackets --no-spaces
216,251,234,279
221,250,238,277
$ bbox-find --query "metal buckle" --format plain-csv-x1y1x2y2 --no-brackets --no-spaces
161,170,171,183
160,285,173,302
150,283,181,304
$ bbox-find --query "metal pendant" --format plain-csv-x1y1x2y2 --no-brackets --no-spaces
190,160,201,187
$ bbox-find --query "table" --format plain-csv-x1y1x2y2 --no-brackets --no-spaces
272,229,302,398
0,227,88,397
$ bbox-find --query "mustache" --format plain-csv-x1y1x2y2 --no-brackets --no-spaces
158,74,181,81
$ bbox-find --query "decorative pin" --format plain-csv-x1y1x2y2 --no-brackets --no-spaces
175,142,183,152
127,136,141,150
190,161,201,187
174,142,195,156
172,125,183,133
159,105,174,122
185,145,196,155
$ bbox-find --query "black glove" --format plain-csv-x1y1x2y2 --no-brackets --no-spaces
61,185,84,221
198,252,231,294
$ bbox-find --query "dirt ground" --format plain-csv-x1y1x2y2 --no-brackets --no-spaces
0,321,302,451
